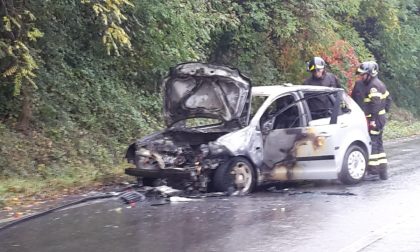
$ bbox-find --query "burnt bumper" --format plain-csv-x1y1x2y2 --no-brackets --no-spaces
125,167,192,179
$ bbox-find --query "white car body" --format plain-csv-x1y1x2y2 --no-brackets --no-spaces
214,85,371,184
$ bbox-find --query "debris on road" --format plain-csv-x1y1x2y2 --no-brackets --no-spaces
169,196,202,202
266,186,357,196
325,192,356,196
120,191,146,204
153,185,182,197
185,192,228,198
150,199,170,206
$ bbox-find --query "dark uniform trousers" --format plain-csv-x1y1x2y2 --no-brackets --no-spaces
363,77,391,171
369,115,387,170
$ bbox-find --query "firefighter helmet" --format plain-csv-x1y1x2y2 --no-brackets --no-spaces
356,61,378,77
306,57,325,72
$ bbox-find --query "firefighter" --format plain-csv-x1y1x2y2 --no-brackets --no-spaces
356,61,392,180
303,57,341,119
303,57,341,88
351,80,365,111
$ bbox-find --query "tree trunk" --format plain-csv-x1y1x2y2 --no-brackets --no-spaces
17,85,32,133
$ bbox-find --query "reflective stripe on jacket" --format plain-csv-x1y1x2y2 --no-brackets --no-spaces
363,77,391,116
363,77,392,131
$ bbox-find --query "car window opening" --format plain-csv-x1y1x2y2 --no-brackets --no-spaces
304,92,335,121
261,94,301,130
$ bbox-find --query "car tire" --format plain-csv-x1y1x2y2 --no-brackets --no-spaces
339,145,367,185
213,157,256,195
138,177,159,187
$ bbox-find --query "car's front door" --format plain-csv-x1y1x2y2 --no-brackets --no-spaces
261,92,339,181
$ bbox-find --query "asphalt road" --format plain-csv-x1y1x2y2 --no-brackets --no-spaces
1,136,420,252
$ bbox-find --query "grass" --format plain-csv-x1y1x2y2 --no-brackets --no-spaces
0,163,132,208
384,106,420,140
384,120,420,140
0,122,134,205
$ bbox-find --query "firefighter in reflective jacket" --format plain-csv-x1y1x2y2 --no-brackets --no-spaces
356,61,392,180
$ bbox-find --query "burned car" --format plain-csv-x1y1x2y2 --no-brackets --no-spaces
125,63,371,194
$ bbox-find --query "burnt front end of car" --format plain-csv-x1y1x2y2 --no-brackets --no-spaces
125,129,232,191
126,62,252,191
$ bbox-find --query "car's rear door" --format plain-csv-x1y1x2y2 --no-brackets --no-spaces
295,90,341,179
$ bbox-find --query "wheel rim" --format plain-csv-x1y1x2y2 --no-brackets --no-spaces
347,150,366,180
230,161,253,194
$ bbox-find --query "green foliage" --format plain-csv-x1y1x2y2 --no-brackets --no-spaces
0,4,42,96
208,1,290,84
123,0,239,82
81,0,134,56
354,0,420,115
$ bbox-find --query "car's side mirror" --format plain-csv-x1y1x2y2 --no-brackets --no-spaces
261,118,274,134
340,101,351,113
342,107,351,113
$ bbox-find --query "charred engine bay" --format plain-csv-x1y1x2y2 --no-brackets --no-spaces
125,126,235,191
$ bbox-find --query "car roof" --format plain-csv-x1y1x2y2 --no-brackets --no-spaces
251,84,340,97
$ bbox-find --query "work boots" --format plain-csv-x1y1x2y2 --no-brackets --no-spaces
366,164,388,180
367,165,378,175
379,164,388,180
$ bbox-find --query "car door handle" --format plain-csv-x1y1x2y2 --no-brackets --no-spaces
318,132,331,137
340,122,348,128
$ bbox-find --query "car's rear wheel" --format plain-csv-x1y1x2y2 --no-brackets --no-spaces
213,157,256,195
339,145,367,185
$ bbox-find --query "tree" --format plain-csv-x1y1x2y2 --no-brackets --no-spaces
81,0,134,56
0,0,43,131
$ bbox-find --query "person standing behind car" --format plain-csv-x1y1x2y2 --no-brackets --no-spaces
356,61,392,180
303,57,341,118
351,80,365,110
303,57,341,88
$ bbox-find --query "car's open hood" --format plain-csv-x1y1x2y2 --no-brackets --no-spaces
163,63,252,127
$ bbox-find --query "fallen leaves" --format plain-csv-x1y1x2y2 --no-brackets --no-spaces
3,206,13,211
